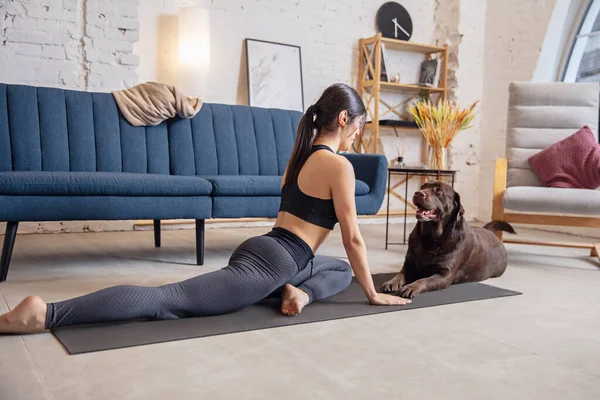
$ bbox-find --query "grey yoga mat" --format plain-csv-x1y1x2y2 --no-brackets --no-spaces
52,273,521,355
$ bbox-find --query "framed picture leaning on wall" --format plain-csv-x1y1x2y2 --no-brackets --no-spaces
245,38,304,112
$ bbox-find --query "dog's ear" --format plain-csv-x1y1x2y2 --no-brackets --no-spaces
452,191,465,222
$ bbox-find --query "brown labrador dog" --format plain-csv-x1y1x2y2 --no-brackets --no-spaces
381,180,515,298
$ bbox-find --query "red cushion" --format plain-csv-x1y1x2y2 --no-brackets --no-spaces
528,125,600,189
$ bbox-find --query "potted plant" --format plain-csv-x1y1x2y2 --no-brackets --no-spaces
408,98,478,170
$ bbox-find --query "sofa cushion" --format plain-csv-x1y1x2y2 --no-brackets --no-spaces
527,125,600,189
201,175,282,196
202,175,371,197
502,186,600,215
212,196,281,218
0,171,212,196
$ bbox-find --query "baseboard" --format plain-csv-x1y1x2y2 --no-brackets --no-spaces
133,211,419,230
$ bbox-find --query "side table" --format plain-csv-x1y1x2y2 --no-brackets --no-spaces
385,168,458,249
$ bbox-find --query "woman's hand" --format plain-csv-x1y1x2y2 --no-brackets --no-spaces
368,292,412,306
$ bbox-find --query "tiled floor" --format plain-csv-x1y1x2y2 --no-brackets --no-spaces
0,222,599,399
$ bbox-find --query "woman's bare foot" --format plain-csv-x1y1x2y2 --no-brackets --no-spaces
281,284,309,316
0,296,47,334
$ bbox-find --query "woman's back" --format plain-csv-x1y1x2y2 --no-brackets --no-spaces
275,146,344,252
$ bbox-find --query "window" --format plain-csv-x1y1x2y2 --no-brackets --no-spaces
563,0,600,82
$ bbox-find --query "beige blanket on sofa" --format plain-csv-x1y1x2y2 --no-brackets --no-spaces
112,82,203,127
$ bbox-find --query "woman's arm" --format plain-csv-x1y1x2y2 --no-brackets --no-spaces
330,158,411,306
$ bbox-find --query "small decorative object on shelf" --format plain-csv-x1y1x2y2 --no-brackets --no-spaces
418,59,439,87
390,73,401,83
393,156,405,168
393,145,405,168
408,98,478,170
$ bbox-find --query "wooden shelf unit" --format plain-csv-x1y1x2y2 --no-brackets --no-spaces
357,33,448,154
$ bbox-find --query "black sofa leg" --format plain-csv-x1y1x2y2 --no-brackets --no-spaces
195,219,205,266
0,221,19,283
154,219,161,248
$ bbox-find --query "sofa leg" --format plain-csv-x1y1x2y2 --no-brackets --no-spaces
154,219,161,248
0,222,19,282
196,219,205,266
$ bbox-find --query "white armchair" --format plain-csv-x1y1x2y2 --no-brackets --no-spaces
492,82,600,260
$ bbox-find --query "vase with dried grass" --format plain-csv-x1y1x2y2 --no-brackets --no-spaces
408,99,478,170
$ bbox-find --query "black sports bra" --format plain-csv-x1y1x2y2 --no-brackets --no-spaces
279,145,339,230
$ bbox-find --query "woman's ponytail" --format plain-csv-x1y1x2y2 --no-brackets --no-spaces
283,104,318,187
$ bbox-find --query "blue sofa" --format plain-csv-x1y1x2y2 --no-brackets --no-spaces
0,83,387,282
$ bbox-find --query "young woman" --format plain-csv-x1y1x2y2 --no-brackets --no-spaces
0,83,410,334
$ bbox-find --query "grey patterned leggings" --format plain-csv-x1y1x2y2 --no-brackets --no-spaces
45,234,352,329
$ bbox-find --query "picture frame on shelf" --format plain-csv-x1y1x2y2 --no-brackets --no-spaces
245,38,304,112
364,42,388,82
381,42,389,82
418,59,439,87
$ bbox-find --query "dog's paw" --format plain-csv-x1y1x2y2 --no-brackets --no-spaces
399,283,422,299
380,278,404,293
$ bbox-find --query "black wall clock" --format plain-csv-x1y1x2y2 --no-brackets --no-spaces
376,2,413,41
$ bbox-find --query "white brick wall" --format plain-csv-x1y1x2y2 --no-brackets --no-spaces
0,0,140,234
0,0,139,90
